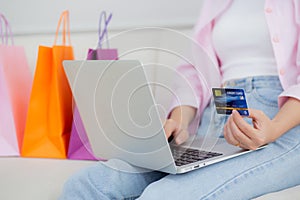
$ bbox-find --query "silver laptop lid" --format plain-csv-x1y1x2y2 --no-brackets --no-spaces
63,60,177,173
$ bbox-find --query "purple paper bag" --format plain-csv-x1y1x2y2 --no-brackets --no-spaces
68,11,118,160
67,107,97,160
87,48,118,60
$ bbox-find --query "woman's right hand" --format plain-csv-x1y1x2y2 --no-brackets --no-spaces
164,105,197,145
164,118,189,145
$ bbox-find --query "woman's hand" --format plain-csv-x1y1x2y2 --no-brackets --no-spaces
164,119,189,145
224,109,277,150
224,97,300,150
164,105,196,145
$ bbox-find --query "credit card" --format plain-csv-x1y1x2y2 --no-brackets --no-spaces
212,88,249,116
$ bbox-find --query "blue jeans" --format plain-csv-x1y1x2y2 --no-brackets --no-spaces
59,76,300,200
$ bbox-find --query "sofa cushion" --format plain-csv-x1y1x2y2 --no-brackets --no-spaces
0,157,95,200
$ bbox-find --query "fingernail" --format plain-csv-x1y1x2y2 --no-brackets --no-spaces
230,110,235,116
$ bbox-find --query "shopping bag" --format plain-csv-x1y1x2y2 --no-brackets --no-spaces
0,14,32,156
68,11,118,160
22,11,74,158
87,11,118,60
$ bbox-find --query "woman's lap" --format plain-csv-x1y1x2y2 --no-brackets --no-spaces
139,128,300,199
60,128,300,200
59,159,167,200
60,76,300,199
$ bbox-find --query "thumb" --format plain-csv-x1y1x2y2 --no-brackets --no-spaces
248,108,267,129
248,108,265,120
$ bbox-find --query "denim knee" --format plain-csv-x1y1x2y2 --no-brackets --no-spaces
59,164,110,200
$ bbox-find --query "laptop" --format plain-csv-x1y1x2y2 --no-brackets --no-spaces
63,60,265,174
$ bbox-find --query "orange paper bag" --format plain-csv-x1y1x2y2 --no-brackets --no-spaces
22,11,74,158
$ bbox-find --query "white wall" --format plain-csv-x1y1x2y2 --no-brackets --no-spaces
1,0,202,35
1,0,203,71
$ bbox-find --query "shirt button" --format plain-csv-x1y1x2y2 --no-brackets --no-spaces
265,8,273,13
279,68,285,75
272,36,280,43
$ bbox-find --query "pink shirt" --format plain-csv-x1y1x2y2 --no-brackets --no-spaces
170,0,300,134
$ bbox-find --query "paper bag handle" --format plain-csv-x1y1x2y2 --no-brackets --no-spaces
98,11,112,49
0,13,14,45
54,10,71,46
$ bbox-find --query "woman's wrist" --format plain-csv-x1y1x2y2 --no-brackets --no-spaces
269,119,285,142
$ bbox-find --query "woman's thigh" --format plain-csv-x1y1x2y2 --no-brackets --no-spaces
59,159,167,200
139,129,300,200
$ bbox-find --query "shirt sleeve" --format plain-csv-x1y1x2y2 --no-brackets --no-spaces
278,1,300,107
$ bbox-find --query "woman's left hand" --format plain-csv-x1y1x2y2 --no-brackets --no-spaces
223,109,278,150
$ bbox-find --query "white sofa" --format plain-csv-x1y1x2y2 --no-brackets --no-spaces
1,27,299,200
1,157,300,200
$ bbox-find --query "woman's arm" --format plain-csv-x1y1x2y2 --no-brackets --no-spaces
164,105,196,145
272,97,300,136
224,97,300,150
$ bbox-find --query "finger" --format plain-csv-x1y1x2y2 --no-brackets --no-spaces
163,119,178,139
173,129,189,145
237,142,249,150
224,116,240,146
229,112,257,149
232,110,255,138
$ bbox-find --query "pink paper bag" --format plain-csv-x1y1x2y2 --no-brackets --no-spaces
0,14,32,156
68,11,118,160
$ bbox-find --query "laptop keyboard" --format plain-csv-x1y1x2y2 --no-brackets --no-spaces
171,147,223,166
